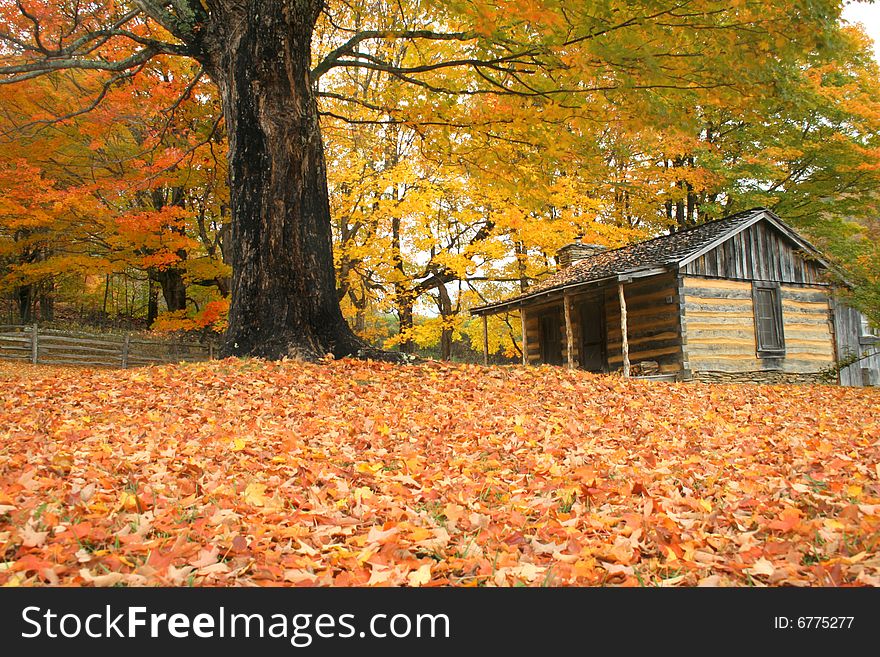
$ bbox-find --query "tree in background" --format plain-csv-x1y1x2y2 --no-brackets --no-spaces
0,54,229,329
1,1,878,358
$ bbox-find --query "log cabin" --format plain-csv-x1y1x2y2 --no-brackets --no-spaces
472,208,879,386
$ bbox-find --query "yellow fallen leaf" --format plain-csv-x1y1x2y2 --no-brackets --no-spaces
353,486,374,504
407,563,432,587
231,438,247,451
243,483,267,506
118,491,139,512
3,572,26,587
408,527,434,542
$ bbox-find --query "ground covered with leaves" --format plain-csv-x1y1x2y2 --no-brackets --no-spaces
1,358,878,587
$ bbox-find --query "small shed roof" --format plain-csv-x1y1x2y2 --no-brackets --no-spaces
472,207,827,315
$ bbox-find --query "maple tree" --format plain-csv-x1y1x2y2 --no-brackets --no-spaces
1,358,878,586
0,52,229,329
322,3,880,353
3,0,865,359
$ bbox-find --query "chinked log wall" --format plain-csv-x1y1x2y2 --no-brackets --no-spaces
0,325,214,368
681,277,835,375
604,273,682,374
521,272,683,374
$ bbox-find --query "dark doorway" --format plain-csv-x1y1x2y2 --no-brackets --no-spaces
539,311,563,365
578,299,605,372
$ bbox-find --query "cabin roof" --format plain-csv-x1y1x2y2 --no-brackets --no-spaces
472,207,828,315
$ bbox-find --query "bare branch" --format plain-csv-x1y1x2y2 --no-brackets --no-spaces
312,29,477,80
0,46,162,84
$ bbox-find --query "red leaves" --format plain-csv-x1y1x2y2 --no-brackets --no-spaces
0,358,878,587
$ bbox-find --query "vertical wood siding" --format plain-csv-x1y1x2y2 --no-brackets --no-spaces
682,220,824,284
833,298,880,387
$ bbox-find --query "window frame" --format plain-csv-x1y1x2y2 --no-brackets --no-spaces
752,281,786,358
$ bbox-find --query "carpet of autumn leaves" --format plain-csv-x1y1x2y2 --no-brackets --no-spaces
1,358,879,587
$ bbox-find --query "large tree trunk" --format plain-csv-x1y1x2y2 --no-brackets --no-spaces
200,1,361,360
152,268,187,313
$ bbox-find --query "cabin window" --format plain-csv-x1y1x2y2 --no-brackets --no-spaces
539,312,563,365
861,313,879,338
752,282,785,356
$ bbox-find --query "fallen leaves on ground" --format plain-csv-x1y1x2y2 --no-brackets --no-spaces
0,358,878,587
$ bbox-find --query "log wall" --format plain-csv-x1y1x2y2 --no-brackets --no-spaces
521,274,684,373
523,310,544,365
604,273,682,374
524,303,576,366
681,277,835,374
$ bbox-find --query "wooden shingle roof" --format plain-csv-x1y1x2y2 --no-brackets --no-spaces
472,208,826,315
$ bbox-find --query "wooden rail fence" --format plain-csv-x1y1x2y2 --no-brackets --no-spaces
0,324,215,368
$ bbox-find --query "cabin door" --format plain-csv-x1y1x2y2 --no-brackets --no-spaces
578,299,605,372
539,311,563,365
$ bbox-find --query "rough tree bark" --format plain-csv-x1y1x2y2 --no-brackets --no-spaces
198,1,362,360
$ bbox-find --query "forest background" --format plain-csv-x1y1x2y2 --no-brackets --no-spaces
2,0,879,363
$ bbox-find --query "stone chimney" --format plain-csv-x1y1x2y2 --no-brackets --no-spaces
556,240,606,268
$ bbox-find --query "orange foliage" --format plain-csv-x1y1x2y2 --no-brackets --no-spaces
0,359,878,587
151,299,229,333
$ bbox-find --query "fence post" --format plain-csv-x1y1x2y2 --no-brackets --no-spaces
122,334,130,368
31,322,38,364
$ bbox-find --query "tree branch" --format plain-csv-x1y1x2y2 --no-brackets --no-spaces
0,46,163,84
312,29,477,80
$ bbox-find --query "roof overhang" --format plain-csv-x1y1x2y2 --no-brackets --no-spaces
471,266,670,316
471,207,843,318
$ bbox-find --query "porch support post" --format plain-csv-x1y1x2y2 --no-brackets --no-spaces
564,294,574,369
481,314,489,366
618,281,630,378
520,306,528,366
